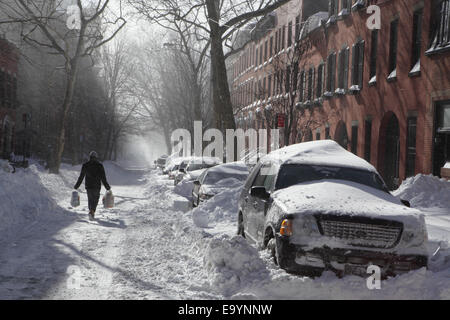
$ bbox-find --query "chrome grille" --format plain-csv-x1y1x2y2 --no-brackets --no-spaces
318,217,402,249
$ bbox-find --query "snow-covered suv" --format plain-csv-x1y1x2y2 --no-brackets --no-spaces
237,140,428,278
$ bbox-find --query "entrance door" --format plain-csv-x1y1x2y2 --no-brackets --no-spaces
433,102,450,176
334,121,349,149
383,114,400,189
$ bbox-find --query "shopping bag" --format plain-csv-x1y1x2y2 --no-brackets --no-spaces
103,190,114,208
71,190,80,207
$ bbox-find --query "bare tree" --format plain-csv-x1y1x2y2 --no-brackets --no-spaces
0,0,126,173
127,0,289,133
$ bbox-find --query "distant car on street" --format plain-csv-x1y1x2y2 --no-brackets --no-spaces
192,161,249,207
238,140,428,278
174,156,222,186
155,155,168,169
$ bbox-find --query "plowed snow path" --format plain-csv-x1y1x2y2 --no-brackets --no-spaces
0,168,216,299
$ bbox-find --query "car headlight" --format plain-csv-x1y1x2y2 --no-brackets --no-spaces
299,215,320,236
402,216,428,247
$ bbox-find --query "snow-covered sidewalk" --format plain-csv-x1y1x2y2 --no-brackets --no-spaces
0,164,449,299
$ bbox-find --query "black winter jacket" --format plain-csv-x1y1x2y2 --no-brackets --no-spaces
74,159,111,190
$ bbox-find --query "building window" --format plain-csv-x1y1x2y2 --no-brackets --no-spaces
263,40,267,62
255,47,259,67
339,0,351,17
295,15,300,41
307,67,315,103
316,63,325,99
427,0,450,54
410,9,423,75
275,31,278,54
351,121,359,154
364,118,372,162
285,67,291,94
316,128,321,140
337,47,349,94
268,75,272,97
287,21,293,47
369,29,378,84
299,70,305,102
406,116,417,177
259,44,263,65
388,18,399,81
325,123,331,139
269,36,273,58
282,25,286,49
327,0,339,25
350,40,365,93
325,52,336,97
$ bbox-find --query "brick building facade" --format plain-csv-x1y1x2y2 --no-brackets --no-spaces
0,37,18,159
228,0,450,188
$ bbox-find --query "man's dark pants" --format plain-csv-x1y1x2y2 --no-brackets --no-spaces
87,189,101,212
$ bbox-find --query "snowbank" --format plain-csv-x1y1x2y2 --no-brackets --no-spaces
393,174,450,209
173,179,194,200
191,185,243,228
204,235,269,296
0,165,58,240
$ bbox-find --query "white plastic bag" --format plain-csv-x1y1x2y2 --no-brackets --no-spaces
103,190,114,208
71,190,80,207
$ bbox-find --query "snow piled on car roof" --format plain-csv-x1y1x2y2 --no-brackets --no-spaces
263,140,377,172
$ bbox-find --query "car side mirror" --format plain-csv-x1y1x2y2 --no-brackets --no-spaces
250,186,270,200
401,199,411,207
179,168,186,173
193,180,200,186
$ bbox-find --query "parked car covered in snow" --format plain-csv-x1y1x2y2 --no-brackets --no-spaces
192,161,249,207
174,157,222,185
237,140,428,278
155,155,168,169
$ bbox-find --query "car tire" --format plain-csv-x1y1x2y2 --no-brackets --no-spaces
267,236,280,266
237,213,245,238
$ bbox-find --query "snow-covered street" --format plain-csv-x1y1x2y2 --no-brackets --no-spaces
0,162,449,300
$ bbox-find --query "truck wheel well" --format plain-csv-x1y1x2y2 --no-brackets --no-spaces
263,227,274,248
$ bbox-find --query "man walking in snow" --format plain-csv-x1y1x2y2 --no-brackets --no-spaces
74,151,111,220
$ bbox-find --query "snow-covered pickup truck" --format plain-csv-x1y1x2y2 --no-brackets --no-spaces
237,140,428,278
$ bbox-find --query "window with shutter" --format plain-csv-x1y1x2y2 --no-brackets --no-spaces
388,19,399,81
410,9,423,75
369,29,378,84
316,63,325,99
299,70,305,102
358,41,365,88
288,22,293,47
264,40,268,62
325,52,336,97
350,40,364,93
427,0,450,54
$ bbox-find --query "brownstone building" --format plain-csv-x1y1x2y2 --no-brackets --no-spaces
229,0,450,188
0,37,18,159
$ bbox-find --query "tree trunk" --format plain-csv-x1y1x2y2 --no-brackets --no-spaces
49,59,79,174
206,0,236,133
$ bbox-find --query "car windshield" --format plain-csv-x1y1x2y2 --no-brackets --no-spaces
204,171,248,185
275,164,386,191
